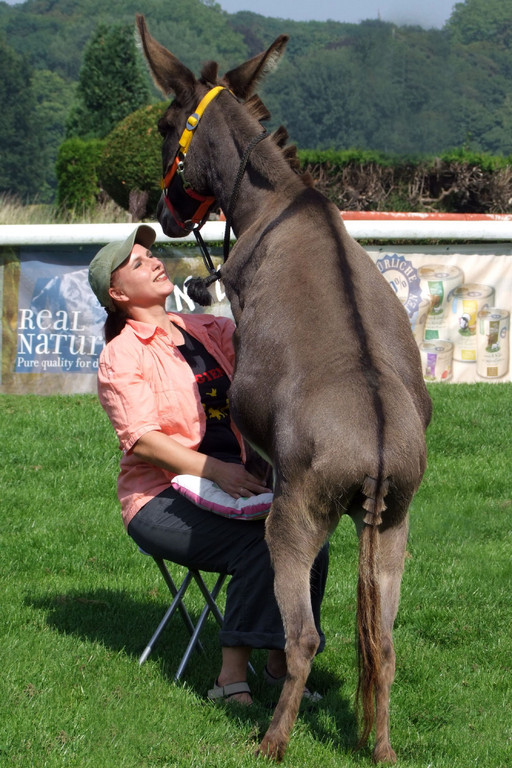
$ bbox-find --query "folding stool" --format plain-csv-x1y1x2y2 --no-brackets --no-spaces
139,553,227,681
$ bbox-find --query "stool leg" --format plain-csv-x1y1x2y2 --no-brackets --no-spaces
139,570,195,665
154,558,204,649
139,559,235,680
174,573,227,681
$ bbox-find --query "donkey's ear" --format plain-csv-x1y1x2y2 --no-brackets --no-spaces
136,15,196,101
222,34,289,100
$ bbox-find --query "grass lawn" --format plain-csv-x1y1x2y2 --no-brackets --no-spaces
1,384,511,767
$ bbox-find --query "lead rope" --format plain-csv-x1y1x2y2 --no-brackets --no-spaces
222,129,268,262
190,128,268,301
193,228,220,285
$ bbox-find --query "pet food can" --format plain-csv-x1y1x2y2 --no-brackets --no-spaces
420,265,464,340
419,340,453,382
476,308,510,379
449,284,495,362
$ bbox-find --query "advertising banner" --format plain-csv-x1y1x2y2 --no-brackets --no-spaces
367,244,512,384
0,243,228,395
2,240,512,394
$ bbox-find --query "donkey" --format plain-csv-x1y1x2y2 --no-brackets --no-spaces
136,15,432,764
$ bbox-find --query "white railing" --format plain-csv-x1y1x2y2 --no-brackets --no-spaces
2,212,512,245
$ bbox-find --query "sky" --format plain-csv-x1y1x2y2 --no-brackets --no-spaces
216,0,457,29
2,0,458,29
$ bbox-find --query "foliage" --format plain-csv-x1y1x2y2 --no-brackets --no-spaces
0,192,130,224
1,385,511,766
0,37,46,202
99,102,167,219
0,0,248,81
299,149,512,212
4,0,512,207
447,0,512,45
32,69,75,202
56,137,105,211
66,23,151,140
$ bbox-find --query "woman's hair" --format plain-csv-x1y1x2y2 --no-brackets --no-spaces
104,308,127,343
103,267,128,343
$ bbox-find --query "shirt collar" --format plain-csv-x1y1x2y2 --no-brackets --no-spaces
126,318,160,341
126,312,217,342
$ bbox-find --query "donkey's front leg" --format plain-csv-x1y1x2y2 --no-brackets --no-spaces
257,496,326,761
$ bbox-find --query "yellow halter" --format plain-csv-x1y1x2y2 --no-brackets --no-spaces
160,86,227,231
178,86,226,155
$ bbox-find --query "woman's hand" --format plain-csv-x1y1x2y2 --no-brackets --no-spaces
132,431,271,498
209,460,272,499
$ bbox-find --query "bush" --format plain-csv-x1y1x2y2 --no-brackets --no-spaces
56,137,105,211
99,102,167,219
299,148,512,213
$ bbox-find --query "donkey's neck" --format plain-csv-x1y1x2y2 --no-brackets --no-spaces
195,98,304,237
213,145,305,239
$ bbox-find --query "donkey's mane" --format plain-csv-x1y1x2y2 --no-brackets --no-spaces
199,63,313,187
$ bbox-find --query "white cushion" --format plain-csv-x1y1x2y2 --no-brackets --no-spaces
171,474,272,519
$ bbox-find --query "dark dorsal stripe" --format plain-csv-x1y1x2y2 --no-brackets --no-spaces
254,187,386,494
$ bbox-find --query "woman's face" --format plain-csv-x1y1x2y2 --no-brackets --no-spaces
109,244,174,309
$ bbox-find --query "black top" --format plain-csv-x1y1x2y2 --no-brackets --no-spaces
175,324,242,463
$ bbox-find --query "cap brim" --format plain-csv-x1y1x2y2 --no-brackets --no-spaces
111,225,157,272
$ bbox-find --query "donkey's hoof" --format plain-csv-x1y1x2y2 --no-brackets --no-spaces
256,735,287,762
372,742,397,764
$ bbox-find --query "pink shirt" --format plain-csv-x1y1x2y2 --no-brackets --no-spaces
97,312,241,528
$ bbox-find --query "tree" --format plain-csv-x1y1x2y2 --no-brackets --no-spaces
32,69,75,202
0,37,45,201
66,23,151,140
56,137,105,210
448,0,512,46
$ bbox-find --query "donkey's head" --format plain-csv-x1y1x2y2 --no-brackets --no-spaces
136,15,289,238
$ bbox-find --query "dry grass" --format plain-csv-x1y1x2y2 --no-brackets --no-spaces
0,194,131,225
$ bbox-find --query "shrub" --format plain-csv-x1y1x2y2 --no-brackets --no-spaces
56,137,105,211
298,148,512,213
99,102,167,218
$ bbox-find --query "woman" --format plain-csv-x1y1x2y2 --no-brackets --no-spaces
88,224,328,704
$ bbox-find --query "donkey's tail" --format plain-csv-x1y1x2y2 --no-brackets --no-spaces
355,474,389,749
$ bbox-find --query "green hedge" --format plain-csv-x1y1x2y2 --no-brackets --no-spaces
299,148,512,213
56,137,105,211
55,101,512,216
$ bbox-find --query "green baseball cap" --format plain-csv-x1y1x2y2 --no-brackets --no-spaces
88,224,157,311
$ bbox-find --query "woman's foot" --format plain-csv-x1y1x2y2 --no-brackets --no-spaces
265,649,287,680
212,646,253,704
208,679,252,705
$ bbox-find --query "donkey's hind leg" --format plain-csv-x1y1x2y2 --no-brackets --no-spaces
257,492,330,761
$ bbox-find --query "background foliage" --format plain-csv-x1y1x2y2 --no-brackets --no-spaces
65,24,151,141
99,103,167,217
3,0,512,208
55,137,105,210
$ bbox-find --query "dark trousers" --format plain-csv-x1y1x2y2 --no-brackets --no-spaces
128,485,329,650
